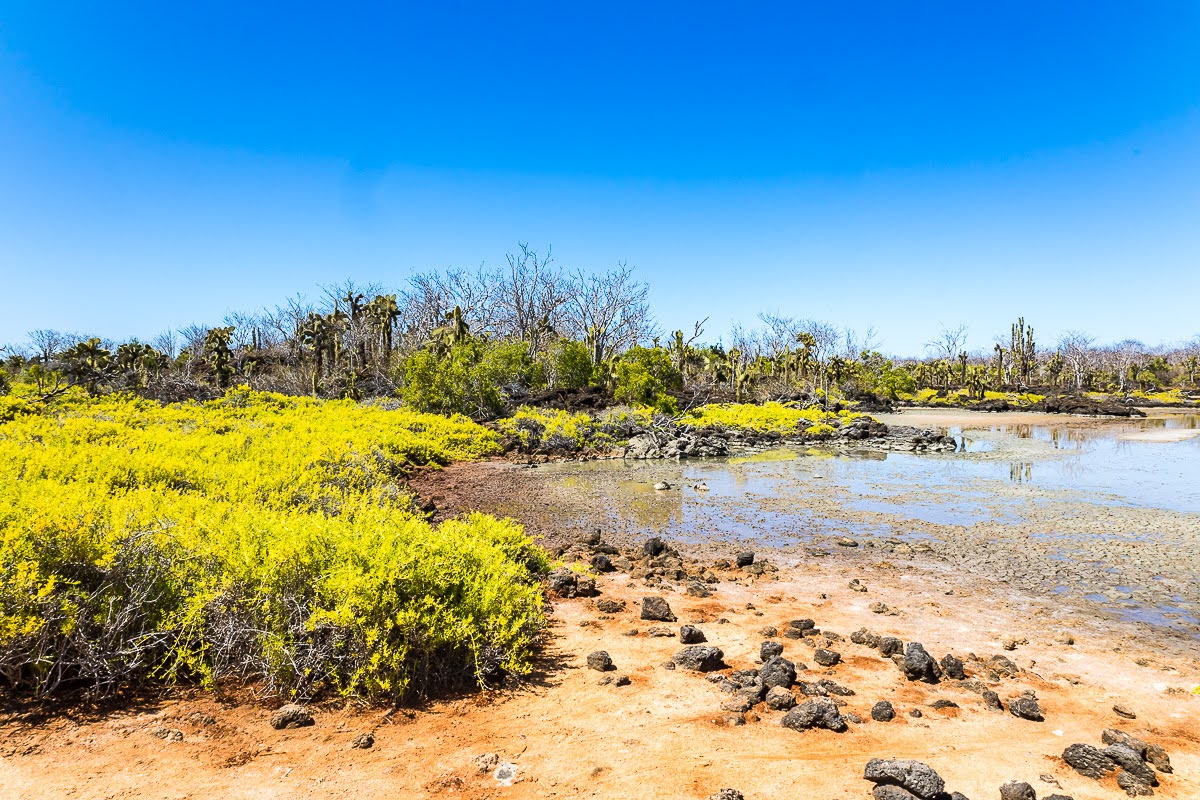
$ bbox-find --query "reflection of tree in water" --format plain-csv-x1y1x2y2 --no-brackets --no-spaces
1009,461,1033,483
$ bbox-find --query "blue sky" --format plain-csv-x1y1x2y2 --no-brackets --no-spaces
2,1,1198,355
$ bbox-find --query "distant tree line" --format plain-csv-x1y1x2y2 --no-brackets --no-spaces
3,244,1199,416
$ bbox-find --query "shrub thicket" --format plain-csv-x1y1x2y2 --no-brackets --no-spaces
0,387,549,700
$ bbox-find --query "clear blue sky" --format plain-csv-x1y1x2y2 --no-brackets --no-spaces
2,1,1198,355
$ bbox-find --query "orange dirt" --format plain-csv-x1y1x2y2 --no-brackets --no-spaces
3,557,1197,800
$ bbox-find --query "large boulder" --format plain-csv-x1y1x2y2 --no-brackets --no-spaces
863,759,946,799
1103,744,1158,787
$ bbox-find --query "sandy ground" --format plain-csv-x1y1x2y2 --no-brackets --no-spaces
4,410,1199,799
2,553,1197,800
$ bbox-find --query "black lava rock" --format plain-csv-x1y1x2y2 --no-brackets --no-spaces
640,596,677,622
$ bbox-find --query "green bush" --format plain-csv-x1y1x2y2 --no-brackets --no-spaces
548,340,596,388
613,347,682,413
401,340,547,419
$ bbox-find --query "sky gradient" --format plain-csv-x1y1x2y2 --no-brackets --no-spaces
2,1,1198,355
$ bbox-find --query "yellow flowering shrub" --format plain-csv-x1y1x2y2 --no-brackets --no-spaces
680,402,858,434
0,388,548,700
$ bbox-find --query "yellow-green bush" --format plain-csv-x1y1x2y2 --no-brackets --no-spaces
680,402,857,434
0,388,549,700
493,405,652,452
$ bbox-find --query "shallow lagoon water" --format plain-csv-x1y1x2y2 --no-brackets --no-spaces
539,409,1200,633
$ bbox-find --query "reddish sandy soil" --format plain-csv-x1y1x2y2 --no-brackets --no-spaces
2,460,1198,799
2,554,1197,800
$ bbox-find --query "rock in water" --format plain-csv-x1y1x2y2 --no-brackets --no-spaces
999,781,1036,800
673,645,725,672
901,642,940,683
862,758,947,799
1062,743,1116,779
781,698,847,733
269,704,314,730
640,596,676,621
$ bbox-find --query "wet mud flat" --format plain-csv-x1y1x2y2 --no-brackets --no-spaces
419,409,1200,646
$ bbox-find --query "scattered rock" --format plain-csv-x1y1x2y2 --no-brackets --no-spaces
351,732,374,749
474,753,500,774
878,636,903,657
613,675,631,687
643,537,669,556
837,537,859,547
871,700,896,722
789,618,816,632
813,648,842,667
151,728,184,742
641,596,677,622
1116,770,1154,796
901,642,940,683
735,551,755,567
1054,633,1075,645
999,781,1036,800
686,582,714,598
591,553,614,572
869,601,890,614
653,481,671,491
849,578,868,592
1062,743,1116,779
761,641,784,660
863,758,947,799
1009,694,1044,722
673,645,726,672
939,654,965,680
1113,704,1137,720
909,708,923,718
759,625,778,637
596,598,626,614
765,686,797,710
709,790,745,800
1002,637,1028,651
647,626,674,637
269,704,314,730
586,651,614,671
781,698,847,733
871,788,923,800
760,655,797,688
679,624,707,644
929,699,959,710
1103,744,1157,787
983,690,1004,712
1144,744,1172,774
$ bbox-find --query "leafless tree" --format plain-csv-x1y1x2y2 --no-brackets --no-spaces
926,323,969,361
495,244,566,353
1058,330,1095,391
28,329,69,364
562,263,655,364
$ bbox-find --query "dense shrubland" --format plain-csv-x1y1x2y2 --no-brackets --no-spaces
3,246,1198,414
0,388,551,700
